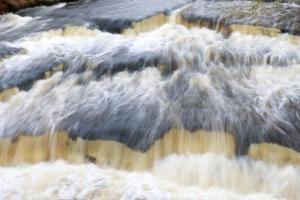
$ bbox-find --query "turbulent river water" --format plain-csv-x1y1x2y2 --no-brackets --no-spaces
1,0,300,199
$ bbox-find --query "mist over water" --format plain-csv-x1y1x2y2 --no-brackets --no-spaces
1,0,300,199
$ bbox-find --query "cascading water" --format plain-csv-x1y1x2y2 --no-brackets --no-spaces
1,0,300,199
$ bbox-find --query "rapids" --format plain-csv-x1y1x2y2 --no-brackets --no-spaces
1,154,300,200
1,0,300,199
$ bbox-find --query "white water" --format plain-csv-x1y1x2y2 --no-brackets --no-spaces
1,153,297,200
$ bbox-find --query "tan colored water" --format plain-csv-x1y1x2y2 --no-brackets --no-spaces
0,130,235,169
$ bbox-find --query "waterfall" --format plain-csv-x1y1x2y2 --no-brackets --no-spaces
1,0,300,199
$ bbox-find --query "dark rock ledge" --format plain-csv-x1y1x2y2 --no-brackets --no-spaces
0,0,76,14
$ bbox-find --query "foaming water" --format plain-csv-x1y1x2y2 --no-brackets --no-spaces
153,153,300,199
1,153,296,200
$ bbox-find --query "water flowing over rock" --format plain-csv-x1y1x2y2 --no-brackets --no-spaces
181,0,300,35
1,25,300,154
0,0,192,41
1,0,300,199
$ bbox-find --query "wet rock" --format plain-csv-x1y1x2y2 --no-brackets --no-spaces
0,3,9,14
0,0,77,14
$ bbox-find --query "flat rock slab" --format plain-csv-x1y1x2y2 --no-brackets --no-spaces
0,0,192,42
181,0,300,35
